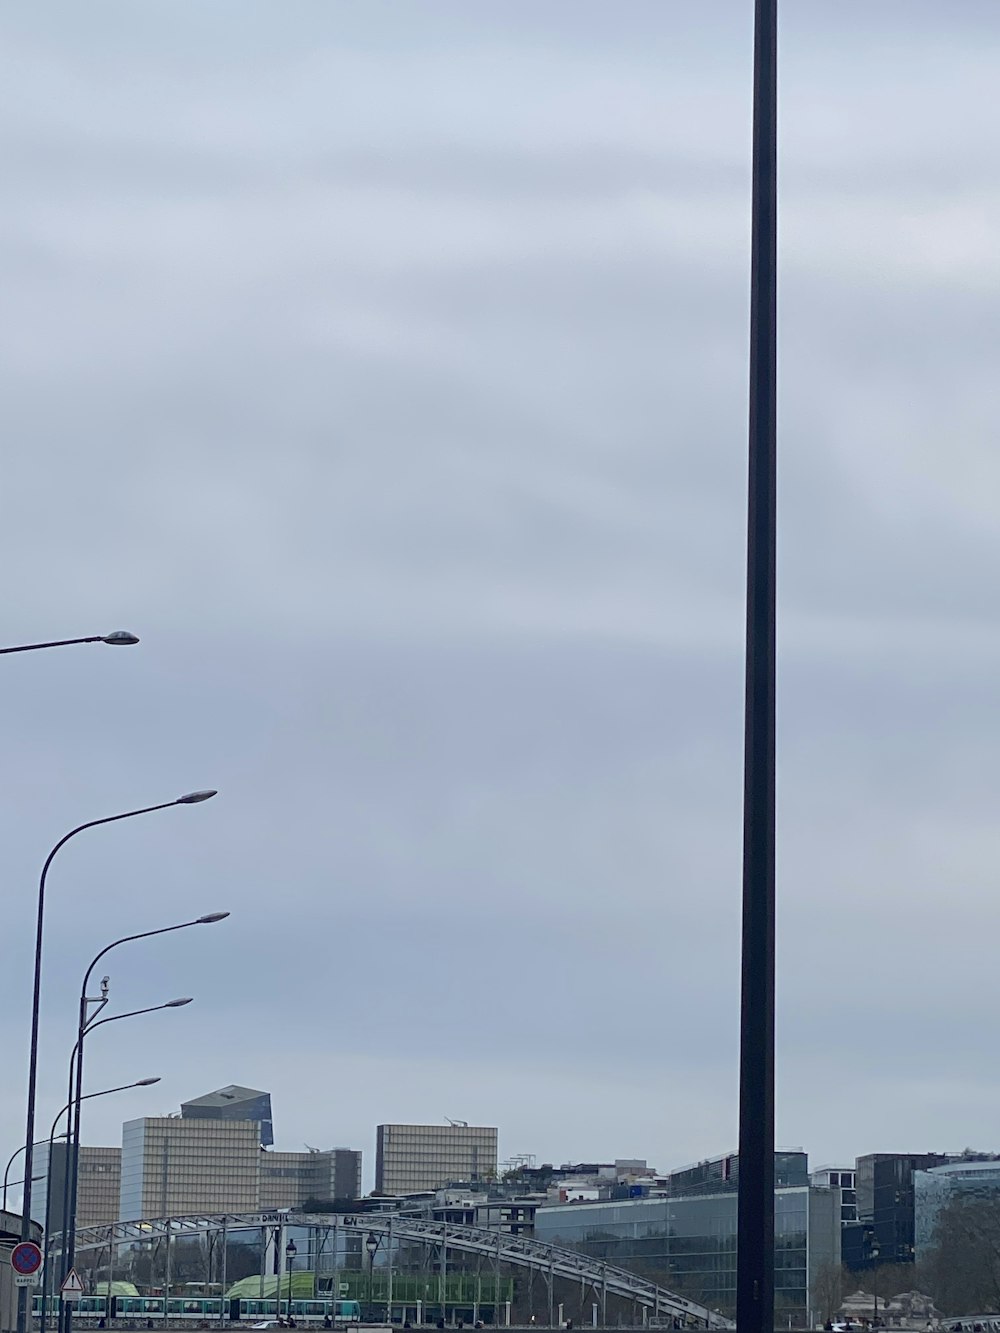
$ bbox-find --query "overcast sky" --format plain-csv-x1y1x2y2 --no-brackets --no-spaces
2,0,999,1203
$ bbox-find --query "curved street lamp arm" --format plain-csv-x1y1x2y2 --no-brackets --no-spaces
22,803,179,1241
3,1144,26,1197
80,918,204,1006
1,632,139,655
0,636,103,654
21,796,203,1270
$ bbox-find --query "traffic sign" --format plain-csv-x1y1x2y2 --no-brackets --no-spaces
60,1269,86,1300
11,1242,42,1276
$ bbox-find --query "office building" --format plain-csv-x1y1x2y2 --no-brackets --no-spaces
914,1157,1000,1261
260,1147,362,1209
121,1086,363,1218
375,1124,498,1195
33,1144,121,1232
665,1149,808,1196
533,1157,840,1326
181,1085,274,1146
120,1117,261,1218
856,1153,950,1264
810,1166,858,1224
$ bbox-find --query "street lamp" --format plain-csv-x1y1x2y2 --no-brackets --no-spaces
871,1240,880,1328
0,631,140,655
366,1233,378,1321
41,1079,160,1333
3,1136,67,1213
60,995,195,1283
735,5,778,1333
285,1239,297,1321
19,793,219,1333
61,916,227,1332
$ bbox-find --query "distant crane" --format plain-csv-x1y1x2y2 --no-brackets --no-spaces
444,1117,468,1127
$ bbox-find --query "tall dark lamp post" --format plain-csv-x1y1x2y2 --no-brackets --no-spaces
59,993,196,1319
871,1241,880,1327
63,916,226,1302
366,1233,378,1321
19,790,218,1333
736,5,778,1333
61,919,226,1333
285,1239,297,1321
42,1080,160,1333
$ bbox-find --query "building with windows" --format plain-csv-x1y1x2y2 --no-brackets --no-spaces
120,1114,363,1219
181,1085,274,1146
532,1150,842,1325
914,1157,1000,1261
120,1116,262,1218
260,1147,362,1209
665,1149,808,1197
855,1153,950,1265
33,1143,122,1232
375,1125,498,1195
120,1085,361,1218
810,1166,858,1224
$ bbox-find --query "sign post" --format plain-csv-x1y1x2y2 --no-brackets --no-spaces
11,1242,43,1288
60,1271,85,1303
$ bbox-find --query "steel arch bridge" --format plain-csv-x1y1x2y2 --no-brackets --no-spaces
67,1210,734,1330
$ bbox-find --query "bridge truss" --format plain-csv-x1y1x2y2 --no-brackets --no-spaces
67,1211,733,1330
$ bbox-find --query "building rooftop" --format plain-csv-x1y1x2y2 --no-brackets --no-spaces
181,1084,269,1109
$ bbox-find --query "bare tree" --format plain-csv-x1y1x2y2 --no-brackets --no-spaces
812,1262,846,1322
921,1195,1000,1315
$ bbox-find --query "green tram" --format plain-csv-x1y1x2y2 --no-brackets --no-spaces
32,1296,362,1325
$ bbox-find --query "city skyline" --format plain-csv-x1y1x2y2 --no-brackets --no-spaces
2,0,1000,1207
21,1080,999,1206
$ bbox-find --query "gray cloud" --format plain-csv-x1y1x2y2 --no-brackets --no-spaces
1,0,998,1198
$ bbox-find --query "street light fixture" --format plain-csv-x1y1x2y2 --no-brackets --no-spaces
366,1233,378,1321
61,916,227,1332
3,1135,68,1213
285,1239,297,1321
0,631,140,655
19,790,220,1315
41,1079,160,1333
57,999,183,1328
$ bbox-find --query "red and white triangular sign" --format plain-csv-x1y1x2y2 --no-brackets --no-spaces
60,1269,85,1298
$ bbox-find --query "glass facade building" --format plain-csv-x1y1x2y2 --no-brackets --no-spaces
181,1085,274,1146
914,1159,1000,1261
533,1188,813,1323
666,1150,808,1197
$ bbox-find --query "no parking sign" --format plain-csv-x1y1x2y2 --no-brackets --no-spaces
11,1241,42,1287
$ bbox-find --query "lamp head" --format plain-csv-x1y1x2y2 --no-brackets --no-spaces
136,1078,161,1087
166,997,194,1008
102,631,140,646
197,912,229,924
176,790,218,805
